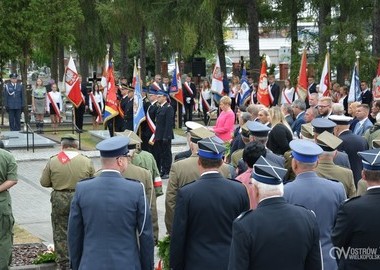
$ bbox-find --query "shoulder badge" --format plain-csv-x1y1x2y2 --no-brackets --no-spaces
236,209,253,220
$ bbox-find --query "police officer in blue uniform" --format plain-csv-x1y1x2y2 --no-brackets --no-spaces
332,148,380,270
229,156,322,270
170,137,249,270
4,73,23,131
68,136,154,270
284,139,346,270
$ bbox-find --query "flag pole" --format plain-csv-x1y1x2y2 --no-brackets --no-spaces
326,42,330,93
355,51,360,74
175,52,180,129
68,45,77,134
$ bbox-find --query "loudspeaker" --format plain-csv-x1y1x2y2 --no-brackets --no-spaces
192,57,206,77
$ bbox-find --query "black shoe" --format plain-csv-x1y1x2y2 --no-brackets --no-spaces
161,174,169,179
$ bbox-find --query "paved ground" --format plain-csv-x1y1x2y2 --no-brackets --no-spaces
9,143,188,248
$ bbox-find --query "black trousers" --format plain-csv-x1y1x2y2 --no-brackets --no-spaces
74,103,85,130
156,139,172,175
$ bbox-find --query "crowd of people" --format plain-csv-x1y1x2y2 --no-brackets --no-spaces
1,70,380,270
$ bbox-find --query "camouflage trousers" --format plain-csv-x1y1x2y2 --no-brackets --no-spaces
0,192,14,270
51,190,74,269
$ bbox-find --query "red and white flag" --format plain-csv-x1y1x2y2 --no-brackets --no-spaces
319,51,330,97
211,55,224,95
296,49,308,101
132,58,137,88
257,59,271,107
65,56,83,108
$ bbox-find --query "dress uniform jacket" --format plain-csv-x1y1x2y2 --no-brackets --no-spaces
4,82,23,109
68,171,154,270
228,197,322,270
170,172,249,270
337,130,368,184
284,171,346,270
122,163,158,242
332,187,380,270
165,154,231,234
121,96,134,131
155,102,174,140
316,159,356,198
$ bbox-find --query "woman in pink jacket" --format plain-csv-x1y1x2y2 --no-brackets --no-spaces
211,96,235,142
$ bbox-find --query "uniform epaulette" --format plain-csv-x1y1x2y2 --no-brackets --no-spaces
236,209,252,220
343,195,361,204
80,177,94,182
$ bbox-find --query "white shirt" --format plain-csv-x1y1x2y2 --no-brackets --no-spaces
281,87,295,104
46,91,63,112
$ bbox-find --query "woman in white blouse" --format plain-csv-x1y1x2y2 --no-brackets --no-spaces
280,79,297,105
46,83,63,134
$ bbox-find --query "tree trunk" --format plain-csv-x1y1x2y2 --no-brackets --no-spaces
318,1,331,64
120,33,128,78
289,0,299,83
154,32,162,75
140,25,147,85
50,35,59,84
214,6,226,76
247,0,260,82
21,41,30,124
373,0,380,59
58,44,65,82
79,56,89,79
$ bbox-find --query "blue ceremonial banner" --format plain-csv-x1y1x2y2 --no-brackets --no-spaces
239,67,251,105
348,63,361,103
133,71,145,133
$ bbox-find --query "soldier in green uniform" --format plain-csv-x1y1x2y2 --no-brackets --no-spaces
40,134,95,270
116,130,163,197
115,131,159,243
315,131,356,198
0,149,18,270
165,127,232,234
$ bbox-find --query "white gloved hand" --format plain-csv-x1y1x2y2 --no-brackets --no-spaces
186,97,191,104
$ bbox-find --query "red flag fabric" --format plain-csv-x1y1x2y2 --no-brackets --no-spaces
103,64,120,127
171,57,184,105
257,59,271,107
320,51,330,97
65,56,83,108
296,49,308,101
